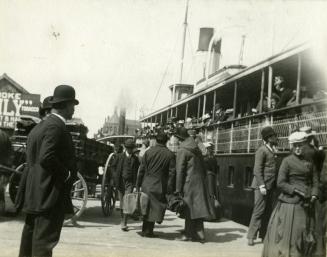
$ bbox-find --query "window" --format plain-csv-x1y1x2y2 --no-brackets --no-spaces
244,166,253,189
228,166,234,187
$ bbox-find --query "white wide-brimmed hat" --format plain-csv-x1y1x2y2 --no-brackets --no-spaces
299,126,317,137
288,131,307,144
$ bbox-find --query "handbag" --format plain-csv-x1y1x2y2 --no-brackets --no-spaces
122,191,149,216
166,193,185,218
296,201,316,255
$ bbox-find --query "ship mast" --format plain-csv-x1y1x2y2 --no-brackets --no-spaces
179,0,189,84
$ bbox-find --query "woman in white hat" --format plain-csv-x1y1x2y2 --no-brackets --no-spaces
262,131,320,257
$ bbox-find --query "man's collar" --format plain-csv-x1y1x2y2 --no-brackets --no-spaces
125,151,131,157
264,142,277,153
52,113,67,124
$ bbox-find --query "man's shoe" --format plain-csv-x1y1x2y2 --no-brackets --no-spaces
248,238,254,246
141,232,158,238
121,224,129,231
192,238,205,244
175,235,191,241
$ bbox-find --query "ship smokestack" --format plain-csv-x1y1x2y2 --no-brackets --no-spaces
198,27,214,51
197,27,222,79
118,107,126,135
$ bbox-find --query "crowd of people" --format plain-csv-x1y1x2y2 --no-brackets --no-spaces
109,117,327,257
0,83,326,257
108,126,220,242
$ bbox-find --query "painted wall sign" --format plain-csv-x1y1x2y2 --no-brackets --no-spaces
0,91,40,128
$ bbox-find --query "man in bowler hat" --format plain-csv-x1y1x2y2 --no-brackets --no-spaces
136,132,176,237
39,96,53,119
19,85,78,257
247,126,278,246
112,138,139,231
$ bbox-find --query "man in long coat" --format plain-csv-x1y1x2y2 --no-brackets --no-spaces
175,127,215,243
247,126,278,246
19,85,78,257
136,132,176,237
112,139,139,231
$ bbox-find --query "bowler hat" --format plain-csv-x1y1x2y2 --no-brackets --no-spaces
261,126,276,141
39,96,53,117
41,96,53,110
49,85,79,105
175,127,189,140
124,138,135,148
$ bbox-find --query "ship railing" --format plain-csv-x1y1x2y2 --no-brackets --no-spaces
204,109,327,154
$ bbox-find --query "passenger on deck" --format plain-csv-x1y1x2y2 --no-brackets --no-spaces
273,76,294,109
213,103,226,122
255,93,279,113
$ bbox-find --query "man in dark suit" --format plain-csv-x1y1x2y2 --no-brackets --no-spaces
136,132,176,237
19,85,78,257
247,126,278,246
112,138,139,231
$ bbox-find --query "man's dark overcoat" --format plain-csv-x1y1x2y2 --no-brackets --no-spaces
176,137,215,220
23,114,77,214
137,144,176,222
112,152,139,192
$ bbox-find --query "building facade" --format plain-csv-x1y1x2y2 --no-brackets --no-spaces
98,107,140,137
0,73,40,130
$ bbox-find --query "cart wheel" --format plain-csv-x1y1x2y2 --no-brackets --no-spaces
101,153,116,216
8,163,25,204
65,172,88,224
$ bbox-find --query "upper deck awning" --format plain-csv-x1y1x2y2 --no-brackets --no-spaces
140,43,310,122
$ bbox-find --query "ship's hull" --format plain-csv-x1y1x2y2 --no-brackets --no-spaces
216,153,287,226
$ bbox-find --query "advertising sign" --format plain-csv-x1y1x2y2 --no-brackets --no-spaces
0,91,41,129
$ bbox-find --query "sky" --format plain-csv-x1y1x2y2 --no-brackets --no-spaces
1,0,327,136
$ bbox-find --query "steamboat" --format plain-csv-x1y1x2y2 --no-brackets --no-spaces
139,41,327,225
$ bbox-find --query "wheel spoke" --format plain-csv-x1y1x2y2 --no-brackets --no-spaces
71,197,85,200
71,188,85,192
73,180,81,186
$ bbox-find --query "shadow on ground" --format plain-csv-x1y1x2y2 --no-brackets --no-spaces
137,227,246,243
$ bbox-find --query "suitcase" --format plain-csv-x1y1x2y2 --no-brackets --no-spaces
122,192,149,216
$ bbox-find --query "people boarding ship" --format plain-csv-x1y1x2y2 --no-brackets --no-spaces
139,42,327,226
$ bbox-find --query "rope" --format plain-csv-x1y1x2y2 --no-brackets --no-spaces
150,35,179,110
